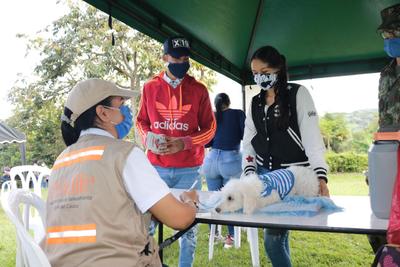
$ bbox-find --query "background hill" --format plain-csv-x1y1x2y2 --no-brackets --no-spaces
329,109,378,132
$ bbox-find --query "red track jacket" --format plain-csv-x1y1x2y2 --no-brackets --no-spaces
136,72,216,168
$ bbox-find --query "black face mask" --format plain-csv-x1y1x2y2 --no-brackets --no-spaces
168,61,190,79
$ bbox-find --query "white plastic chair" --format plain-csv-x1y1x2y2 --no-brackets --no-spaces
10,165,51,197
1,189,50,267
1,181,12,209
208,224,222,260
209,225,260,267
9,165,51,242
1,180,12,194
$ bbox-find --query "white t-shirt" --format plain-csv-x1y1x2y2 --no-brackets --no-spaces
80,128,170,213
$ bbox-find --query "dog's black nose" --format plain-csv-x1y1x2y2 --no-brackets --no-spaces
215,207,221,213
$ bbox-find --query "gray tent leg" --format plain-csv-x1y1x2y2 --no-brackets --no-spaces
20,143,26,165
242,85,246,111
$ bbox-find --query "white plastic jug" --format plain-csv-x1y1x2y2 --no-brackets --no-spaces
368,141,398,219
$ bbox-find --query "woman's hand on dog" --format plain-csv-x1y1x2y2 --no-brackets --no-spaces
319,179,330,197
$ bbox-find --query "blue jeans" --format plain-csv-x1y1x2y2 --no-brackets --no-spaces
201,149,242,236
258,166,291,267
154,166,201,267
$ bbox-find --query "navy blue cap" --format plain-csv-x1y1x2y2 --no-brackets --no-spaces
163,36,191,58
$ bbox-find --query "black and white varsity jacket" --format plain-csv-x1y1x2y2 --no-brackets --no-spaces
242,83,328,182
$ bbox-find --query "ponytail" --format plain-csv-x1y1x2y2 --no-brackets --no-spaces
61,107,79,146
274,54,290,129
61,97,113,146
214,93,230,123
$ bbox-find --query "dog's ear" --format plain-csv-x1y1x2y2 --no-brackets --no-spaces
243,194,258,215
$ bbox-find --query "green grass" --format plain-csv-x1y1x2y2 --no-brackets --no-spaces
328,172,369,196
0,173,375,266
159,224,375,267
0,206,16,267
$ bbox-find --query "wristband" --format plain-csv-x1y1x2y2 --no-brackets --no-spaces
182,136,193,150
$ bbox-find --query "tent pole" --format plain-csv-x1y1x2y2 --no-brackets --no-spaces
243,0,264,67
20,143,26,165
242,84,246,112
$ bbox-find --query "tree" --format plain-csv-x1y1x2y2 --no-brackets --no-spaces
0,143,22,168
6,78,65,166
319,113,350,152
5,0,217,165
350,113,378,153
24,1,216,99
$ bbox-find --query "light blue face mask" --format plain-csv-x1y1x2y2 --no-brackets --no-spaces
106,105,133,139
115,105,133,139
384,38,400,58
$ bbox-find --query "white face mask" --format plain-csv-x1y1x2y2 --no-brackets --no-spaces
254,73,278,91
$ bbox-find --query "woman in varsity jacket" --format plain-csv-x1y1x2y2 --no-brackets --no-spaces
42,79,198,267
242,46,330,267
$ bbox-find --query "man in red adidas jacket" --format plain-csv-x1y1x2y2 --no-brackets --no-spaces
136,36,216,267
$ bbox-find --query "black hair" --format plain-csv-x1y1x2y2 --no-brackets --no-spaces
214,93,230,123
61,97,113,146
251,45,290,129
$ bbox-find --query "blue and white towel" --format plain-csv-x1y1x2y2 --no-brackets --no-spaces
257,195,343,216
199,192,342,217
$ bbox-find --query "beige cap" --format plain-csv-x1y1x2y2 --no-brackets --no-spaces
66,78,136,123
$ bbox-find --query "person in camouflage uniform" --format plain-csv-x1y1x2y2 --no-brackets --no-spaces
367,3,400,254
378,3,400,132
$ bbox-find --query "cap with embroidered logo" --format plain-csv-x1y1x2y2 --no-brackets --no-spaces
163,36,191,58
65,78,136,124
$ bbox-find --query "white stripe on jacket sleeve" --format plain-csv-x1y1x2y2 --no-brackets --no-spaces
242,98,258,175
296,86,329,181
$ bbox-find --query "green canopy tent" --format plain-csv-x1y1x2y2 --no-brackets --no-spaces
83,0,398,85
0,122,26,164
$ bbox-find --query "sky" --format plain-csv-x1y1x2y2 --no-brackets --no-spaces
0,0,380,121
211,72,380,115
0,0,69,120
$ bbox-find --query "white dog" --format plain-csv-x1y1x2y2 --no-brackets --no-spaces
215,166,319,215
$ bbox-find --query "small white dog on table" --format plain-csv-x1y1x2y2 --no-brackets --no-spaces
215,166,319,214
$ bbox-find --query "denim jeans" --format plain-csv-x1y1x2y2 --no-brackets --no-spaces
258,166,292,267
153,166,201,267
201,149,242,236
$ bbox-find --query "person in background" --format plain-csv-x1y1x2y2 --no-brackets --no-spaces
242,46,329,267
366,2,400,253
1,166,11,185
136,36,216,267
201,93,245,248
42,78,198,267
377,3,400,133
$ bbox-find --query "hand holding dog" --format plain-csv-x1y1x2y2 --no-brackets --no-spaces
319,179,330,197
